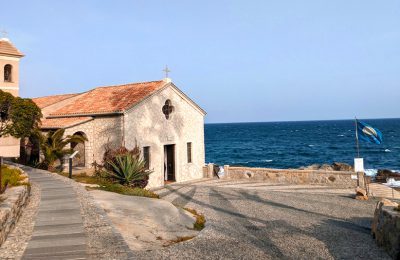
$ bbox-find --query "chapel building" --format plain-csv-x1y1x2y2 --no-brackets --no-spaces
33,79,206,188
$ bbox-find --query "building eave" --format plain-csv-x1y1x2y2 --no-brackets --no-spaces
169,83,207,116
47,111,123,118
0,52,24,58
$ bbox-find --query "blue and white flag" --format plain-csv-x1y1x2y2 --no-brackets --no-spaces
356,120,383,144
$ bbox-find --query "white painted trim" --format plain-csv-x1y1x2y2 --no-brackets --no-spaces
169,84,206,116
0,55,20,61
0,86,19,90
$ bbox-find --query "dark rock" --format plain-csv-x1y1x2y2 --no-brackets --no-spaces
302,164,320,170
302,162,353,172
375,169,400,183
355,194,368,200
319,164,334,171
332,162,353,172
355,187,367,196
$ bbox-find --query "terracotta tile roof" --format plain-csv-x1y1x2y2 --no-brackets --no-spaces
0,39,24,57
40,116,93,129
49,80,166,116
33,93,80,109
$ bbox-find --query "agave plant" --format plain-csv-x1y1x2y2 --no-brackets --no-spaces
39,129,87,171
106,153,152,188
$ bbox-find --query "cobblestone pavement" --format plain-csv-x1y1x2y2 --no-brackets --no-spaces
136,179,390,259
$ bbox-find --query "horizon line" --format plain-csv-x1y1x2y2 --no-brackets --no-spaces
205,117,400,125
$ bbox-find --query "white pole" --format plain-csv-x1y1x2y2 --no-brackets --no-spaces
355,117,360,158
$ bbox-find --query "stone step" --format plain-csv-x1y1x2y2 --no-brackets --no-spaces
22,244,86,260
22,168,89,258
26,232,86,249
31,223,85,237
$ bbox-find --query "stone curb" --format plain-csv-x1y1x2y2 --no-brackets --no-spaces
7,162,134,259
0,165,30,246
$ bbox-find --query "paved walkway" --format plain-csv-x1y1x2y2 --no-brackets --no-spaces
22,167,87,259
368,183,400,199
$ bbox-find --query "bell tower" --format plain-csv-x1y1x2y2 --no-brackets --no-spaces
0,35,24,96
0,35,24,157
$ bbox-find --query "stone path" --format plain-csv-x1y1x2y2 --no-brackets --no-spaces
22,168,87,259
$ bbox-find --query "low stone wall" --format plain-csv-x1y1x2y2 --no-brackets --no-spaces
371,200,400,258
0,167,30,246
222,166,360,188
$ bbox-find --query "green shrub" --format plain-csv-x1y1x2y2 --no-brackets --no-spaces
183,207,206,230
38,129,87,171
1,165,28,188
56,170,159,199
107,155,149,185
96,183,159,198
103,145,152,188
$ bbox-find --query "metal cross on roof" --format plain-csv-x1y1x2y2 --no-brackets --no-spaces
0,29,8,38
163,65,171,78
0,30,8,38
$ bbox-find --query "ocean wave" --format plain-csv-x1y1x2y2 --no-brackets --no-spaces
385,149,391,153
364,168,400,177
337,134,345,137
308,144,315,147
384,179,400,188
263,159,273,162
364,169,378,176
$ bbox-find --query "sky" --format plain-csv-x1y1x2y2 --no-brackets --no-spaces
2,1,400,123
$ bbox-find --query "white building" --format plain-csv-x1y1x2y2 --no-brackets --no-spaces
33,79,206,188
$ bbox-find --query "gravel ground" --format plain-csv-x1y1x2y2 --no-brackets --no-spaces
0,182,40,260
1,166,391,259
135,179,391,260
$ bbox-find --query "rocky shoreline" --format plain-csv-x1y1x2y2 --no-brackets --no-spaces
301,162,400,181
300,162,353,171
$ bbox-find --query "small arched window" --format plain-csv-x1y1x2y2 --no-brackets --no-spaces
4,64,12,82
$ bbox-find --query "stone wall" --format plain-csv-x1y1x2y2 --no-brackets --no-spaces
0,179,30,246
221,166,360,188
371,200,400,258
64,115,123,168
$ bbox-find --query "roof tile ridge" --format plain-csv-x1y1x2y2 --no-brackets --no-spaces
92,79,165,90
32,92,82,99
0,39,25,56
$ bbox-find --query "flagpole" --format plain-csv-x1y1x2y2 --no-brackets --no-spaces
355,117,360,158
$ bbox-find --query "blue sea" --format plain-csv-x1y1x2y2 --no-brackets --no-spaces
205,118,400,172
